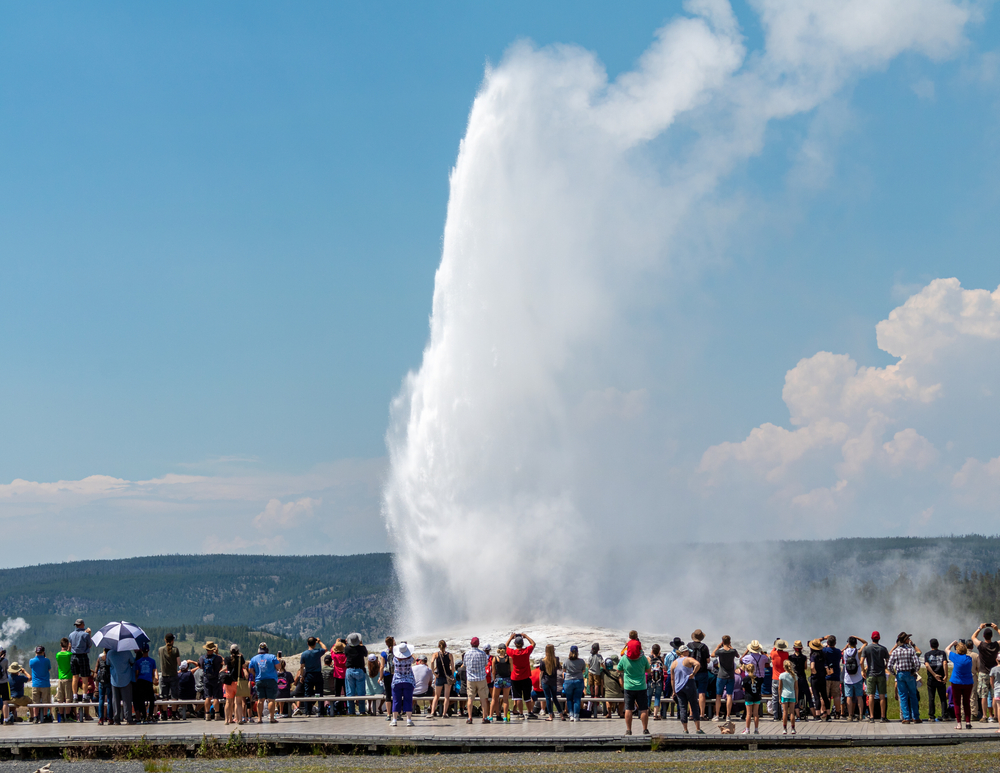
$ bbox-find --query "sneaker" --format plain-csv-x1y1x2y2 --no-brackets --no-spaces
782,729,787,735
624,730,632,736
791,729,796,735
406,718,414,727
390,718,397,727
643,728,650,735
754,728,759,734
881,718,890,723
990,717,997,723
741,728,750,735
696,729,705,735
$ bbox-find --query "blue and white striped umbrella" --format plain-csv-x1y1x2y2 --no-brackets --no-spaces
92,621,151,652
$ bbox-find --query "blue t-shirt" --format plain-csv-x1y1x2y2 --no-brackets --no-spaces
823,646,842,681
29,656,51,688
135,656,156,682
300,647,327,674
10,672,30,698
249,653,280,682
948,652,974,685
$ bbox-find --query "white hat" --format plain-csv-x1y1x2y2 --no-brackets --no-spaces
392,642,413,659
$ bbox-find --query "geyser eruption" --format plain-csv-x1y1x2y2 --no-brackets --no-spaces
383,0,972,634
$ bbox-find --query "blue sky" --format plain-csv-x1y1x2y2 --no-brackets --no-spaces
1,1,998,564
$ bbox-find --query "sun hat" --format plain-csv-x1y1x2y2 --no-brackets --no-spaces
748,640,764,654
808,639,823,652
204,642,218,652
670,637,684,649
8,662,21,674
470,637,480,648
626,640,643,660
793,640,803,649
347,633,362,647
775,640,789,651
392,642,413,659
897,632,910,643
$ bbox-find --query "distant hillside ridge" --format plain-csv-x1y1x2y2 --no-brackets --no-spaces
0,553,397,647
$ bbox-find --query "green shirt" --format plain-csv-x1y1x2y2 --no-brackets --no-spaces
617,654,649,691
56,650,72,681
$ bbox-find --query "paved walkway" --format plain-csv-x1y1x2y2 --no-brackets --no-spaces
2,713,997,749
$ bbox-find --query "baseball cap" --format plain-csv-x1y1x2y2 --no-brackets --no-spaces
259,642,269,652
470,637,480,647
871,631,880,641
75,618,85,626
35,646,44,654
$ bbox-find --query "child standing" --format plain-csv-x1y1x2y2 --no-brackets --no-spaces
780,660,798,735
741,662,761,735
55,639,73,722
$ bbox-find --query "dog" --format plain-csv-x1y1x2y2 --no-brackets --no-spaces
718,720,736,734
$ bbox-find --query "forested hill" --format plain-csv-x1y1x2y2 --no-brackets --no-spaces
0,553,397,648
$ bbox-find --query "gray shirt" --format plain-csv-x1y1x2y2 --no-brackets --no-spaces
69,629,94,654
563,656,585,681
587,653,603,677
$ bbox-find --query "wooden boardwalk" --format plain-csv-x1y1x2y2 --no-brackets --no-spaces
1,713,998,754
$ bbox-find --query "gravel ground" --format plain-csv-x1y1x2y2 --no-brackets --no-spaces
5,743,1000,773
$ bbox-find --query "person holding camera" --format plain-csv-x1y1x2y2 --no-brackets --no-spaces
506,632,536,719
971,623,999,723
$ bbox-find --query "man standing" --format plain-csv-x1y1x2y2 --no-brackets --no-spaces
68,619,94,720
671,644,704,735
586,643,604,715
463,638,490,725
344,633,368,717
158,634,182,720
687,630,711,719
923,638,950,721
861,631,890,723
298,637,327,717
506,632,536,719
841,635,867,721
971,623,999,723
619,634,651,736
198,642,224,721
248,643,281,723
768,640,790,721
821,635,843,719
887,632,922,725
106,646,135,725
29,647,52,724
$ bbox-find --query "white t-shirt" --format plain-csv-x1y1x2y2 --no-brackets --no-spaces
843,647,863,685
412,663,433,694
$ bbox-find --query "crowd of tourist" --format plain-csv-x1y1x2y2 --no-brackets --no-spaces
3,621,1000,736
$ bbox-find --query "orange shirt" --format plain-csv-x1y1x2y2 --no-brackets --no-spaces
770,649,789,680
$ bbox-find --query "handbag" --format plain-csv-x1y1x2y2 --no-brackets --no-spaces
236,678,251,698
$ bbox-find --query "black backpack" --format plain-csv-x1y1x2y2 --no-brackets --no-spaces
844,651,859,675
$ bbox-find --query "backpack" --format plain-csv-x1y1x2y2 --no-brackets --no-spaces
845,651,859,676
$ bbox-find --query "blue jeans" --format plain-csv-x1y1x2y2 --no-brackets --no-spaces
542,683,561,716
648,679,662,707
896,671,919,721
346,668,366,715
563,679,584,717
97,684,112,721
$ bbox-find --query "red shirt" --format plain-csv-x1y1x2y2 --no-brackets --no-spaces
530,667,541,691
508,644,534,681
770,649,789,680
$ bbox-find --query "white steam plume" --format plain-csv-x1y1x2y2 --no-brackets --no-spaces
383,0,973,633
0,617,30,650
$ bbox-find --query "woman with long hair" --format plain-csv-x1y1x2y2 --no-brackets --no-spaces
946,639,974,729
540,645,562,721
365,655,383,715
490,643,512,721
224,644,247,725
562,645,586,721
430,640,453,718
380,637,395,722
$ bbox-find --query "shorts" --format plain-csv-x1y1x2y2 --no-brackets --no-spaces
71,653,91,677
716,677,735,696
224,682,238,700
744,700,761,706
257,679,278,700
977,673,991,699
205,681,224,700
12,696,30,707
624,689,649,713
57,679,73,702
865,674,887,698
0,683,9,702
31,687,51,705
467,679,490,706
511,678,532,702
493,677,511,690
844,681,864,698
435,676,448,688
780,697,795,704
826,681,840,699
694,671,709,694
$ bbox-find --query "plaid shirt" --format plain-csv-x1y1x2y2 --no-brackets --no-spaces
463,647,489,683
887,644,921,673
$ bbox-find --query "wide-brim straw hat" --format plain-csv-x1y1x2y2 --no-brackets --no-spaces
8,662,22,674
393,642,413,659
203,642,218,652
775,640,789,651
748,640,764,654
808,639,824,652
793,640,803,649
